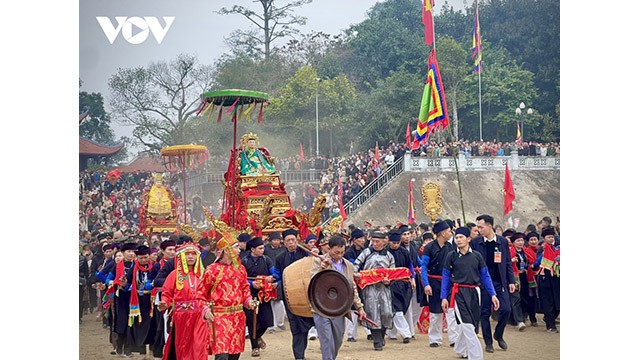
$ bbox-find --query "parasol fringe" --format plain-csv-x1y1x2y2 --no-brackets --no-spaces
195,101,207,116
258,102,264,124
226,97,240,114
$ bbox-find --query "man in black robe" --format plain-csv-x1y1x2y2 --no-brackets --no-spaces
386,229,414,343
273,228,314,360
242,237,278,357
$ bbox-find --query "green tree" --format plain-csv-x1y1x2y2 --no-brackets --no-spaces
434,35,471,141
79,82,128,164
79,88,116,145
352,69,423,147
343,0,428,90
267,66,357,156
214,53,295,97
217,0,313,60
108,54,216,153
459,43,537,141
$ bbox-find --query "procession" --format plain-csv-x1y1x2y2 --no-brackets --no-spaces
78,1,561,359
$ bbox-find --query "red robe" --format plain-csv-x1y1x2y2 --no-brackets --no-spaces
200,262,252,355
161,270,209,360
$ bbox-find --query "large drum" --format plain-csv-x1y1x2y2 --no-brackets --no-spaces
283,256,354,318
283,257,314,317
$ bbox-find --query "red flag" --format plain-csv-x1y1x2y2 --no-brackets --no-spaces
503,164,515,216
299,143,305,161
422,0,435,46
472,0,483,74
406,121,412,148
337,181,348,221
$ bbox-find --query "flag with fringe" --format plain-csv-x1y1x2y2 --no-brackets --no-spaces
416,49,449,141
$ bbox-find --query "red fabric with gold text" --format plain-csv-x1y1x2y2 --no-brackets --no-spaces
356,268,411,289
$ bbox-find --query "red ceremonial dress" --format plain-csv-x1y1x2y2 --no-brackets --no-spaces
161,271,209,360
200,262,252,355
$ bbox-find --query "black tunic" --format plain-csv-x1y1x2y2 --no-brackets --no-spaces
242,254,275,331
442,249,490,328
387,245,413,313
420,241,455,311
274,249,314,335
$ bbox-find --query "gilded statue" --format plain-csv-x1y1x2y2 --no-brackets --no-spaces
238,132,276,176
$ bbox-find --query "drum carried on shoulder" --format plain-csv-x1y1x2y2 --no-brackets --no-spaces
282,257,354,318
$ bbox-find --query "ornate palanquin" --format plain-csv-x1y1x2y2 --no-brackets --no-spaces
139,173,178,234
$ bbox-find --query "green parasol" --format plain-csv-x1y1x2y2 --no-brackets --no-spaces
197,89,270,228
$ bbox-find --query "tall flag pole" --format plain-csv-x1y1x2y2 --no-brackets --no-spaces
472,0,483,141
408,179,416,224
422,0,435,47
415,49,449,141
373,141,380,177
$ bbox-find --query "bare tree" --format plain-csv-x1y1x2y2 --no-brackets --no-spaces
217,0,313,60
108,54,216,152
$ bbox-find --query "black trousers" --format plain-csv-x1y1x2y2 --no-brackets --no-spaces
370,327,387,349
519,273,538,323
285,307,314,359
480,282,511,346
539,274,560,329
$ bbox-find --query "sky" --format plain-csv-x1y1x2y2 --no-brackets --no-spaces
80,0,466,138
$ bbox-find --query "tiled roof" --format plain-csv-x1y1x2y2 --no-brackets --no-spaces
79,137,124,156
117,154,167,173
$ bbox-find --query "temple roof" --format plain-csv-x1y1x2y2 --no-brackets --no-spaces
79,137,124,156
117,154,167,173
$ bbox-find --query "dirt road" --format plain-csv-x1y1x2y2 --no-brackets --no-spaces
79,311,559,360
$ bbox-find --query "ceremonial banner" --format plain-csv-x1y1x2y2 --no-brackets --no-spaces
356,267,411,289
416,49,449,140
253,275,278,302
503,164,515,216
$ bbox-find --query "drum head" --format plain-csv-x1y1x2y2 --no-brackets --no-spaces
308,269,354,318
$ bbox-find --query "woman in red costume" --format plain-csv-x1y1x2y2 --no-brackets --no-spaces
201,232,256,360
158,242,208,360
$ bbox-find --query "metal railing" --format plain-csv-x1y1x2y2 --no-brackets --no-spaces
187,169,323,188
321,156,405,226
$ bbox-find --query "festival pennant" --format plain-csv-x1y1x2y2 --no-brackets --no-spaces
422,0,435,46
415,49,449,140
472,0,483,74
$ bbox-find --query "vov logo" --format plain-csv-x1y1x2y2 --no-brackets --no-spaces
96,16,175,44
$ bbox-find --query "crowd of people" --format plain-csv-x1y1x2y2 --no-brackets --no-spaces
80,208,559,360
80,136,560,360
